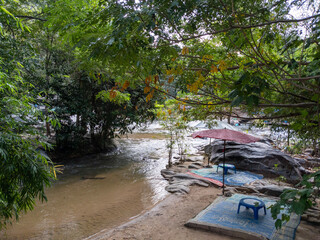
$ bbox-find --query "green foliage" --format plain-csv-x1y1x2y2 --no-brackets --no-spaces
48,0,320,152
155,99,191,166
0,62,56,229
96,90,131,105
270,170,320,229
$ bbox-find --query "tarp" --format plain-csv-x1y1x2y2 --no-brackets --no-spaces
191,167,263,186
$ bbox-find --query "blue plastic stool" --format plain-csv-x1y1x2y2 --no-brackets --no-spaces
216,163,236,175
237,198,266,220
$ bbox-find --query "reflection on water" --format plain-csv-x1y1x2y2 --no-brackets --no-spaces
0,135,169,240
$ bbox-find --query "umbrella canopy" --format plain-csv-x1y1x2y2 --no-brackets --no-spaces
192,128,260,195
191,128,260,144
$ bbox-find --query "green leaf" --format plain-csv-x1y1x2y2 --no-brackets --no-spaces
231,96,243,106
0,6,15,18
275,219,282,229
228,89,238,99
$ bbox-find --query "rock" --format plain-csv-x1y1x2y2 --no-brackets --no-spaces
295,158,307,165
185,155,204,162
188,164,202,169
193,162,203,166
205,140,303,183
224,191,233,197
255,185,294,197
301,207,320,224
171,178,209,188
306,158,320,168
304,148,314,155
233,186,260,194
307,217,320,224
165,185,190,194
161,171,212,194
161,169,176,179
177,165,187,169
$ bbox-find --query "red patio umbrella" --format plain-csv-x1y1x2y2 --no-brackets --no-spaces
192,128,260,195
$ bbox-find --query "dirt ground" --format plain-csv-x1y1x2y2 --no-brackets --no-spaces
84,185,320,240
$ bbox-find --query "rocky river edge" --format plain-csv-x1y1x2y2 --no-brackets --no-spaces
161,139,320,226
85,139,320,240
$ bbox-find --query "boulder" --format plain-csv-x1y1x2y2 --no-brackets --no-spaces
165,185,190,194
161,169,176,179
205,140,303,183
255,185,294,197
188,163,202,169
302,207,320,224
161,171,211,194
233,186,260,194
185,155,205,162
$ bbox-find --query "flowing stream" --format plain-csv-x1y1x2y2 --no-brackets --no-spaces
1,133,170,240
0,121,278,240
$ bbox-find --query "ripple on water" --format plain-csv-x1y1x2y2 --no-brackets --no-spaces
0,136,169,240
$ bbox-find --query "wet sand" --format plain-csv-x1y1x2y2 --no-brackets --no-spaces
85,186,239,240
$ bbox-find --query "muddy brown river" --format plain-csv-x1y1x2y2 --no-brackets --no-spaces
0,133,170,240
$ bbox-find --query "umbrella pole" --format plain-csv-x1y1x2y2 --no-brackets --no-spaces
208,138,211,167
222,140,226,195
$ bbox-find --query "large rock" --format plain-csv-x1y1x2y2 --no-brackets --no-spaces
205,140,303,183
161,170,212,194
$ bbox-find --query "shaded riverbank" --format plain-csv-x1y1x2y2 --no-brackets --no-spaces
0,133,170,240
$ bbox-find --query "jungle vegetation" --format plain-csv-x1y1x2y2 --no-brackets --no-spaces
1,0,320,230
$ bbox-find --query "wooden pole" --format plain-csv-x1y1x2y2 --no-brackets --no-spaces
223,140,226,195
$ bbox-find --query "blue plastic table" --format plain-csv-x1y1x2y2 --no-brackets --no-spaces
216,163,236,175
237,198,266,220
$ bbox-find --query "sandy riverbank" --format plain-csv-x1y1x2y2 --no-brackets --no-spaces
85,186,236,240
85,184,320,240
83,132,320,240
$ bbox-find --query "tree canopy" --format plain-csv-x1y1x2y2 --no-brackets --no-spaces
47,0,320,146
0,0,159,227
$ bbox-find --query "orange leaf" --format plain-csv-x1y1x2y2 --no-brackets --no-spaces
211,65,218,73
122,81,130,90
146,92,153,102
168,76,174,83
144,86,151,94
218,60,227,71
145,75,152,84
109,90,117,99
154,75,159,84
181,46,189,55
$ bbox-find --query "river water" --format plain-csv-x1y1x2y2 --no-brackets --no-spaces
0,121,279,240
1,133,171,240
